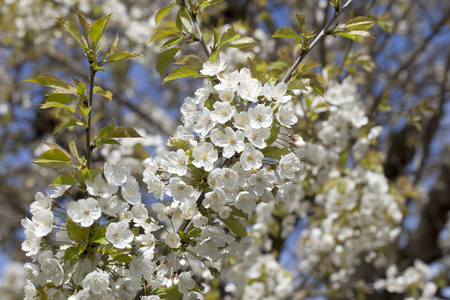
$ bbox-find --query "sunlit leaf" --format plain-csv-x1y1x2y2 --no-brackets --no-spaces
155,6,174,25
163,66,198,83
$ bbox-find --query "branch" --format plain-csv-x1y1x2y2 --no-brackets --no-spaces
282,0,354,83
182,0,211,58
86,68,96,169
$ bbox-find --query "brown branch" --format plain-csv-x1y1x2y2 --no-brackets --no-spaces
282,0,354,83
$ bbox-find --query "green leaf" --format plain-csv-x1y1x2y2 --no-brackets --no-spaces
272,27,300,40
92,226,109,244
287,79,307,91
99,118,118,139
54,119,78,134
247,56,267,82
262,146,291,160
169,138,192,151
222,217,247,237
220,28,241,46
175,54,204,69
296,13,307,34
44,94,72,105
199,0,225,9
25,74,77,95
100,139,121,145
222,36,257,48
343,16,375,31
163,66,198,83
113,254,132,264
62,246,79,260
33,149,72,169
93,86,113,101
56,17,84,47
176,8,192,34
299,61,321,72
156,48,180,76
148,27,181,43
310,78,324,97
102,33,119,61
155,6,174,25
265,125,280,145
68,138,79,158
40,101,75,113
55,107,78,120
90,13,112,46
65,217,90,242
160,37,184,49
77,82,85,95
74,8,92,48
106,51,142,63
213,27,220,48
77,100,91,117
106,127,143,139
52,173,75,186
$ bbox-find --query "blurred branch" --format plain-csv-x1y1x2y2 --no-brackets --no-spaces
47,51,175,136
369,11,450,119
282,0,354,83
413,54,450,185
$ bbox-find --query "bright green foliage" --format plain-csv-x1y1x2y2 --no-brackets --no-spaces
333,16,375,40
155,5,175,25
163,66,199,83
156,47,181,76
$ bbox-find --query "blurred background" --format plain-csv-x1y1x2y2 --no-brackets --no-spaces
0,0,449,298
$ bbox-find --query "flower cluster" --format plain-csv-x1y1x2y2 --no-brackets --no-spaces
374,260,437,299
22,162,166,299
21,58,304,299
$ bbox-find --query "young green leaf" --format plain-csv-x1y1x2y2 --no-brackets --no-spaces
222,36,257,48
199,0,225,10
33,149,72,170
93,86,113,101
160,37,184,49
163,66,198,83
156,47,181,76
155,5,174,25
56,17,85,48
272,27,300,40
219,28,241,46
343,16,375,31
222,216,247,237
247,56,267,82
25,74,78,95
68,138,79,159
105,127,143,139
105,51,142,63
148,27,181,43
175,54,204,69
52,173,75,186
54,119,78,134
175,8,192,34
262,146,291,160
102,33,119,62
296,13,307,34
90,13,112,46
74,8,93,49
287,79,307,91
77,82,86,95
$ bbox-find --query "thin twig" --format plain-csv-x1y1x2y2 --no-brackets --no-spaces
282,0,354,83
86,68,97,169
182,0,211,58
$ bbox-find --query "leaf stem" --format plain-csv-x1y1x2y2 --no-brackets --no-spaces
282,0,353,83
86,67,97,169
